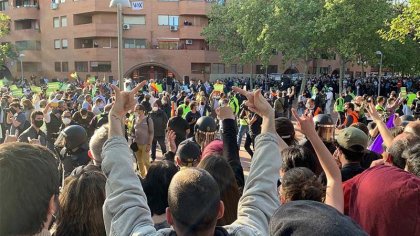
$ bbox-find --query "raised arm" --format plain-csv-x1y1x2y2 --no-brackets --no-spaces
231,87,282,235
217,106,245,189
367,102,394,148
101,81,157,236
292,109,344,213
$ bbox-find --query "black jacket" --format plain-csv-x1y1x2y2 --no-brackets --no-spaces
149,109,168,137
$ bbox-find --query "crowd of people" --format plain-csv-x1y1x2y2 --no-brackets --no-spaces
0,75,419,236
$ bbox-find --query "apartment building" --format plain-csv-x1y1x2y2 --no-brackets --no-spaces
0,0,372,82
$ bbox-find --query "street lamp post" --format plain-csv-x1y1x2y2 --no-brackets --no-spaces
376,51,383,96
19,53,25,81
110,0,131,89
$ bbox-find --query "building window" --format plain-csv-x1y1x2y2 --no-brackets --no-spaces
0,1,8,11
123,39,146,48
61,39,68,49
54,39,61,49
55,62,61,72
53,17,60,28
230,64,237,74
62,62,69,72
191,63,211,74
15,40,41,50
123,15,146,25
256,65,278,74
75,61,88,72
61,16,67,27
90,61,111,72
158,15,179,26
212,63,225,74
237,64,243,74
158,41,178,50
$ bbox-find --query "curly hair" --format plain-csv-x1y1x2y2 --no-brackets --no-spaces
281,167,325,203
55,171,107,236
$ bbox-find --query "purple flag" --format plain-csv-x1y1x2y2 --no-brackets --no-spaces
369,114,396,154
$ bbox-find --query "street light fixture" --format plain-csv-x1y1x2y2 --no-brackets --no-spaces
375,51,383,96
19,53,25,81
109,0,131,89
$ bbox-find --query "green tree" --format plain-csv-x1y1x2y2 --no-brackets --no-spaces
268,0,326,94
381,38,420,75
0,13,18,69
319,0,392,93
380,0,420,43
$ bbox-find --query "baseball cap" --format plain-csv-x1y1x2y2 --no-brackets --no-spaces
269,200,367,236
176,140,202,167
275,117,295,139
336,127,368,151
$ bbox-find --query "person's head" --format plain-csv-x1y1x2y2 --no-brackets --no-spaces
176,106,183,117
176,140,202,168
387,133,420,169
313,114,335,143
54,125,87,151
22,99,34,110
143,160,179,216
377,96,385,105
279,167,324,204
85,94,92,102
335,127,368,163
9,102,21,113
135,104,145,116
404,120,420,137
344,102,355,112
306,99,315,110
201,140,223,160
0,143,60,235
167,168,224,235
275,117,298,146
61,110,72,125
95,98,103,106
55,170,106,236
31,110,44,129
198,155,240,226
184,97,190,106
402,143,420,177
280,145,317,177
190,101,198,112
152,100,161,112
194,116,217,149
89,125,109,166
269,201,367,236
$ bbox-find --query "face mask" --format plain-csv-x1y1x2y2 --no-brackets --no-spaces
200,102,205,106
62,118,71,125
152,107,158,112
34,120,44,128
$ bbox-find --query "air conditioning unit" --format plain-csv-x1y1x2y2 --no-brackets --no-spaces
170,26,178,32
122,24,130,30
186,40,193,45
51,3,58,10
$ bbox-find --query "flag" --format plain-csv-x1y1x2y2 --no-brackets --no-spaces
369,114,396,154
70,72,78,79
91,85,97,97
156,83,163,93
151,83,159,93
60,83,70,91
48,82,61,90
214,84,224,92
11,89,23,97
88,76,96,84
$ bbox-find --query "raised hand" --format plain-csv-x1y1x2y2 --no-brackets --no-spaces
110,81,147,118
4,130,18,143
291,108,317,137
366,102,381,121
167,130,177,153
232,87,273,118
216,106,235,120
28,135,41,145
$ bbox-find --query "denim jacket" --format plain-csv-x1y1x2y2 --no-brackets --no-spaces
101,132,281,236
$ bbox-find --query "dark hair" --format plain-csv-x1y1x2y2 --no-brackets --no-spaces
9,101,20,108
168,168,220,234
281,145,317,173
345,102,355,111
403,143,420,177
31,110,44,121
389,126,404,138
281,167,325,202
177,107,184,117
388,134,420,169
0,143,59,235
55,171,107,236
198,155,240,226
143,161,178,215
337,145,364,162
350,122,369,136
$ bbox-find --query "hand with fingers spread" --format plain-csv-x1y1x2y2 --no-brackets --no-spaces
4,130,18,143
366,102,381,122
291,108,317,138
28,135,41,145
232,87,274,118
216,106,235,121
110,81,147,118
167,130,177,153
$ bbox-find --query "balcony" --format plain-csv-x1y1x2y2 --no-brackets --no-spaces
72,23,117,38
64,0,116,14
179,26,204,39
5,5,39,20
179,0,210,16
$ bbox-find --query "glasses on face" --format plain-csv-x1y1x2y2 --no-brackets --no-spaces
63,116,71,118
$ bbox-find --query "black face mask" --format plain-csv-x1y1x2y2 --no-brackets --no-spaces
34,120,44,128
9,108,16,114
200,102,205,106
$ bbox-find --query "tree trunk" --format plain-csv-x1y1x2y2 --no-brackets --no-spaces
250,62,254,90
361,63,365,78
299,56,310,95
339,56,346,95
316,58,321,78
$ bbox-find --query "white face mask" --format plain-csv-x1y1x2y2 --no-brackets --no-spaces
62,118,71,125
152,107,158,112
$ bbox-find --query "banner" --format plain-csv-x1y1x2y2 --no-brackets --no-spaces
48,82,61,90
131,1,144,10
214,84,224,93
60,83,70,91
30,86,42,94
11,89,23,97
156,83,163,93
88,76,96,84
9,85,18,91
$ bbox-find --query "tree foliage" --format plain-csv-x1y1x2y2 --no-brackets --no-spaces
380,0,420,44
0,13,18,68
